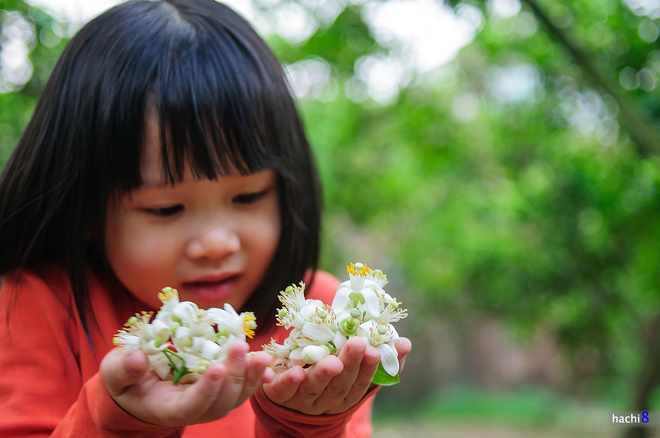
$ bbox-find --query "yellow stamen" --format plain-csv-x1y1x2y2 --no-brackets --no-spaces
243,312,257,339
347,262,371,277
158,287,178,302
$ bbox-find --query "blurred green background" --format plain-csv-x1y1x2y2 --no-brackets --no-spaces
3,0,660,436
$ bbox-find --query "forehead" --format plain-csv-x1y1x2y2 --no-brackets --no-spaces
139,111,246,187
140,111,167,186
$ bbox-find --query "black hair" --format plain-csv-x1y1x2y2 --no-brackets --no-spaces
0,0,321,335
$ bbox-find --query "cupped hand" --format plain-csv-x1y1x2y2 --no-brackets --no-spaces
101,342,274,427
263,336,412,415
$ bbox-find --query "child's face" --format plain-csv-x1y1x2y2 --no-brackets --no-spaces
104,117,281,311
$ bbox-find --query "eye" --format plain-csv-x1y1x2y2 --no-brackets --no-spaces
232,191,267,204
147,205,184,217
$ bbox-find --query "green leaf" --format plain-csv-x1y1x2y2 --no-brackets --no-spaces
371,362,399,386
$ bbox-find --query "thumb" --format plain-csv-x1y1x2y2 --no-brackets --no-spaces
101,348,148,396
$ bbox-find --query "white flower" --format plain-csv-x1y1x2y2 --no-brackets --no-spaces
263,337,296,368
157,287,180,313
372,295,408,323
368,269,389,288
113,311,172,355
276,283,325,330
207,303,257,339
357,320,400,376
262,263,407,379
148,351,175,380
183,339,227,374
298,305,338,344
279,282,308,311
172,326,204,353
116,287,258,382
155,287,202,330
332,263,385,318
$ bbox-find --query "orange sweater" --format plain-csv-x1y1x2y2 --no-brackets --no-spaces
0,265,375,437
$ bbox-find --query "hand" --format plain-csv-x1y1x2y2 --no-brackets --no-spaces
262,336,412,415
101,341,274,427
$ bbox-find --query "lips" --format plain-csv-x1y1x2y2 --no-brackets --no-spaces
182,273,240,303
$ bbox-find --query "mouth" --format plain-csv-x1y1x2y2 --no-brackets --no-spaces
182,274,240,303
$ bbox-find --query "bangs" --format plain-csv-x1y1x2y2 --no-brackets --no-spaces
101,0,292,193
152,22,284,183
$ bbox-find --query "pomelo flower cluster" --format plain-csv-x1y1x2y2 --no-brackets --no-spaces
113,287,257,383
263,262,408,377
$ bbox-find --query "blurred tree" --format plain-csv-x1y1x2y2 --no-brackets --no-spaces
0,0,68,163
268,1,660,437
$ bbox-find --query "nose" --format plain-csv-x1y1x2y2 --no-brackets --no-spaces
186,224,240,260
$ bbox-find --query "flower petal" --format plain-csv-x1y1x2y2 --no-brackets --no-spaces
289,347,303,360
302,322,335,343
332,330,347,352
223,303,238,315
143,339,169,355
331,285,351,313
149,353,173,380
360,288,381,317
201,339,223,361
151,319,172,339
377,343,399,376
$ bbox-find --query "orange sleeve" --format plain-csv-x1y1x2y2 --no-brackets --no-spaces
53,373,183,438
0,269,182,438
250,386,378,438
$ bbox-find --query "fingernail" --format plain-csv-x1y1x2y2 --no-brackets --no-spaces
350,346,365,359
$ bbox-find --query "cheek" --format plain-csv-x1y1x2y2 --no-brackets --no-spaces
105,216,179,285
245,206,281,265
261,208,282,260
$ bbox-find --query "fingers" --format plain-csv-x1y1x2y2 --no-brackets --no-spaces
169,362,226,425
394,337,412,373
177,341,259,423
262,366,305,403
101,348,148,396
313,337,368,409
301,355,343,399
209,341,249,410
332,344,380,413
236,351,273,403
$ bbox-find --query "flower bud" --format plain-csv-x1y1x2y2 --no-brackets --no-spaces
350,308,361,319
301,345,330,364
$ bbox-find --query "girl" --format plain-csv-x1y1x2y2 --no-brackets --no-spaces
0,0,411,437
